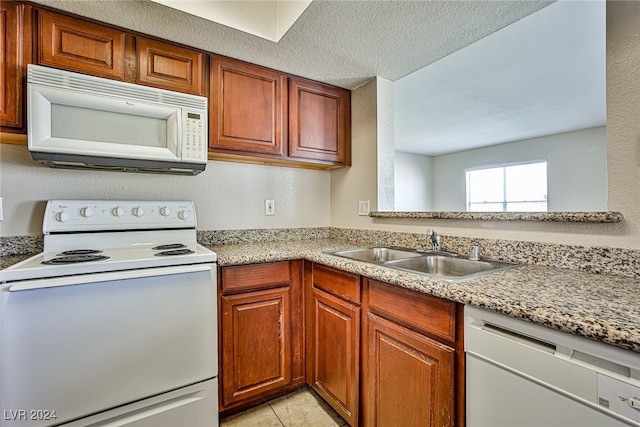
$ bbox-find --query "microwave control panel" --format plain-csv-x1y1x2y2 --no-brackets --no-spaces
182,111,207,162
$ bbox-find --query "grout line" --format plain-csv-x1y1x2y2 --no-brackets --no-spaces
268,402,286,427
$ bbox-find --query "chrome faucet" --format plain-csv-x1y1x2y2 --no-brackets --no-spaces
427,228,441,251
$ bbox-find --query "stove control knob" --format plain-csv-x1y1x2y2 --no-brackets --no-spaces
178,210,190,220
55,211,70,223
112,206,125,217
132,207,145,217
159,206,171,217
79,207,94,218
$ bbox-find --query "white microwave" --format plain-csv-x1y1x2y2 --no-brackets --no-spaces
27,64,208,175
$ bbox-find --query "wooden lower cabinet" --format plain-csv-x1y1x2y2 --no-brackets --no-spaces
218,261,304,416
363,278,465,427
306,263,360,426
307,287,360,426
218,261,463,426
363,313,455,427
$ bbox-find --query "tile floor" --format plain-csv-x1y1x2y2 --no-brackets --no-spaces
220,387,348,427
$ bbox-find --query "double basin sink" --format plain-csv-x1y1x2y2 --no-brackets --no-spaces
328,247,519,281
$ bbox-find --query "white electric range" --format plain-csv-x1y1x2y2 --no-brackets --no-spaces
1,200,219,427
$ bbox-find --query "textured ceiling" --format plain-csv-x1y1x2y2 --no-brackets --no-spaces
31,0,551,89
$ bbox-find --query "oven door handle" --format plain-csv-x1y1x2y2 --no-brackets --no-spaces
8,264,213,292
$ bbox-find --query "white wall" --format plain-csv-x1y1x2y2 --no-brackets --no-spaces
394,151,433,211
427,126,606,211
332,2,640,250
330,78,379,226
0,144,331,235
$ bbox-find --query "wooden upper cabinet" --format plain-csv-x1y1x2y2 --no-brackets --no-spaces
1,1,30,133
288,77,351,165
210,56,286,156
136,37,205,95
37,10,128,80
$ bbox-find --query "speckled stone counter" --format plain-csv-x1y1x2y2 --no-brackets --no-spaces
0,254,34,270
209,239,640,354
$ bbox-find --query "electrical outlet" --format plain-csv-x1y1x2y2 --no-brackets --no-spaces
265,199,275,216
358,200,370,216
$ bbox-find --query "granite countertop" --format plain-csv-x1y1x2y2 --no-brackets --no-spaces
2,238,638,353
209,238,640,354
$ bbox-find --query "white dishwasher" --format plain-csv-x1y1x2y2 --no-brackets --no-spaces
465,305,640,427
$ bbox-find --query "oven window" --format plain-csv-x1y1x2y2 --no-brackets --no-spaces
51,104,168,148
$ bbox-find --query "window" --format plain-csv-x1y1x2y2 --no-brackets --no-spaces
466,162,547,212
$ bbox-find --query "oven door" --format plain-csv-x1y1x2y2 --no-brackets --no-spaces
0,264,217,427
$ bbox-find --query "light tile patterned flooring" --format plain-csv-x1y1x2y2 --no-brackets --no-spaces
220,387,348,427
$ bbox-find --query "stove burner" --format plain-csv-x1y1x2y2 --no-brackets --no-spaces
42,255,110,265
154,249,195,256
57,249,103,256
152,244,187,251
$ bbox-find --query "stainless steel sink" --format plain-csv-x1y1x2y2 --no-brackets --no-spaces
384,255,519,281
328,246,520,281
330,247,423,263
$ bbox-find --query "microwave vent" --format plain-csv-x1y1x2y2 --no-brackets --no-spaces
28,65,207,111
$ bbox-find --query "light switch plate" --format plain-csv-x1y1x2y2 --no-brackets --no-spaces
265,199,275,216
358,200,370,216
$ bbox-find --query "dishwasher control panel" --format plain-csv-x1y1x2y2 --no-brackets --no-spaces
598,374,640,423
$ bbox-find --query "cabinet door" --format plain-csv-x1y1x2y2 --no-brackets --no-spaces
137,37,205,95
288,77,351,165
220,287,291,408
307,287,359,426
211,56,285,155
38,10,127,80
0,1,30,132
363,313,455,427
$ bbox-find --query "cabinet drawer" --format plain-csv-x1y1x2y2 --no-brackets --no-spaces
367,279,456,343
312,264,360,304
221,262,292,293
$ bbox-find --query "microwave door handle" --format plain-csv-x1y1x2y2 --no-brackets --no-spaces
165,109,181,158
